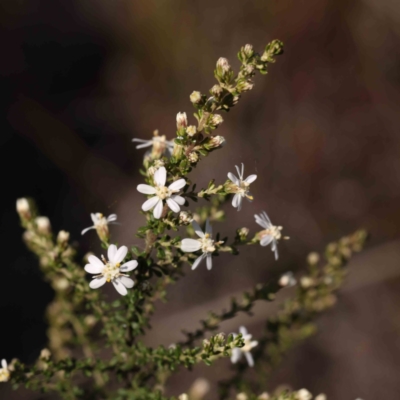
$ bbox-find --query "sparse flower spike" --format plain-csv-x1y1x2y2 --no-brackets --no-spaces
227,163,257,211
231,326,258,367
81,213,117,242
84,244,137,296
137,166,186,219
254,211,288,260
0,359,10,382
181,219,223,270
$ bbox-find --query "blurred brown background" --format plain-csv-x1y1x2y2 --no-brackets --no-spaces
1,0,400,399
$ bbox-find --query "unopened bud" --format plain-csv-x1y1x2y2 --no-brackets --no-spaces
40,348,51,360
211,84,223,97
315,394,327,400
216,57,231,73
188,152,199,163
204,135,226,151
148,160,165,176
57,230,70,245
245,64,255,74
243,44,253,58
307,252,320,265
176,112,187,129
296,389,312,400
279,271,297,287
179,211,192,225
53,277,69,291
210,114,223,127
84,315,97,328
236,394,248,400
190,91,202,104
178,395,189,400
257,393,270,400
237,80,254,92
36,216,51,234
189,378,210,399
300,276,314,289
16,198,31,220
214,332,226,343
186,125,197,136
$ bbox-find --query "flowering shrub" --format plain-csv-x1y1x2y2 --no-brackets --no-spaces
6,41,367,400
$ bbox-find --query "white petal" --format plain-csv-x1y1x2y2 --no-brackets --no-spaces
120,260,138,272
244,174,257,184
166,198,180,213
260,235,273,247
168,178,186,191
88,255,105,271
1,360,7,369
137,184,156,195
142,196,160,212
112,279,128,296
90,213,97,223
245,352,254,367
154,166,167,187
114,245,128,264
237,195,243,211
232,193,241,208
206,254,213,270
181,238,202,252
273,242,279,260
135,142,153,149
250,340,259,349
231,348,242,364
117,276,134,289
191,220,205,238
205,219,212,235
108,244,117,262
239,326,248,336
235,165,242,179
81,226,95,235
246,191,253,202
89,277,106,289
191,253,206,270
153,199,164,219
107,214,117,222
255,214,269,229
171,195,185,205
227,172,239,185
262,211,272,225
85,263,104,274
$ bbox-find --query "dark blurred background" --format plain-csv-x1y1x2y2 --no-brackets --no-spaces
1,0,400,399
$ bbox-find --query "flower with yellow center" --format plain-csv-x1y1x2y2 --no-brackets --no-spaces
132,130,174,158
231,326,258,367
181,219,223,270
254,211,289,260
84,244,138,296
81,213,118,242
137,167,186,219
227,163,257,211
0,359,10,382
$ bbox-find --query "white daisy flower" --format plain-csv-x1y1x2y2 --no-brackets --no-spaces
137,167,186,219
180,219,223,270
255,211,288,260
132,131,174,157
227,163,257,211
230,326,258,367
0,359,10,382
81,213,117,242
84,244,138,296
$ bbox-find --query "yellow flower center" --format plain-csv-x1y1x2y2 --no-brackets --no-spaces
0,368,10,382
155,185,171,200
102,262,121,283
199,234,216,253
260,225,282,241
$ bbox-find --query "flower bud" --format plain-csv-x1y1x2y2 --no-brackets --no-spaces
210,114,223,127
53,277,69,291
176,112,187,129
186,125,197,137
57,230,70,245
216,57,231,73
307,252,320,265
188,152,199,163
84,315,97,328
296,389,312,400
237,80,254,92
300,276,314,289
147,160,165,176
36,216,51,234
16,198,31,220
178,395,189,400
190,91,202,104
236,394,248,400
245,64,255,75
211,84,223,97
243,44,253,57
179,211,193,225
279,272,297,287
40,348,51,360
315,394,327,400
189,378,210,400
204,135,226,151
257,393,270,400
